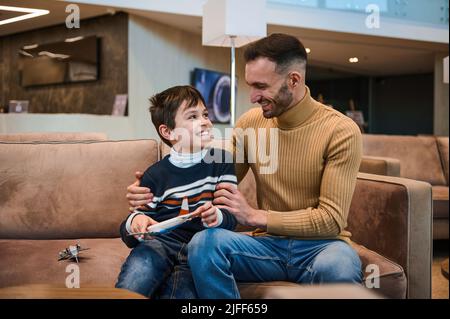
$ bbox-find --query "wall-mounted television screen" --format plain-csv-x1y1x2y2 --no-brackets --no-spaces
19,35,100,87
192,67,232,124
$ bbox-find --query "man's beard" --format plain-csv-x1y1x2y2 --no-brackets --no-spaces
261,83,293,118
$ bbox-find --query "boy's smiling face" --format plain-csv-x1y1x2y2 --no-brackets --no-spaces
170,100,213,153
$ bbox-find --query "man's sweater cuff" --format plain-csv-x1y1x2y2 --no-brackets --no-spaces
266,210,284,234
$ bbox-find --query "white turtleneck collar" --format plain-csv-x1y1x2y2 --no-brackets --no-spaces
168,147,209,168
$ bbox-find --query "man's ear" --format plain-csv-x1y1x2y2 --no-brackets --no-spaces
158,124,173,141
288,71,302,88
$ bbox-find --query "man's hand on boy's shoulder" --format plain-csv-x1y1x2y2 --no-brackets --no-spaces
127,171,153,211
214,183,268,229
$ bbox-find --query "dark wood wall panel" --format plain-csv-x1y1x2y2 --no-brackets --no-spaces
0,12,128,115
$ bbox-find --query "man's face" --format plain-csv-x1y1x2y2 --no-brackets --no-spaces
171,101,213,152
245,57,294,118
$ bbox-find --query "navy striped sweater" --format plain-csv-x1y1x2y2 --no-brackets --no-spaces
120,148,238,247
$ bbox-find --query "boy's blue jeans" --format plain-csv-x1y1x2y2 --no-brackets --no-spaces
115,234,197,299
187,228,363,299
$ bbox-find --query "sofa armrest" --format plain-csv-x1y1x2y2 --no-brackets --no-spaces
359,155,401,177
347,173,432,299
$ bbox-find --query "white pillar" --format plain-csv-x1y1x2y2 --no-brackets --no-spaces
434,53,449,136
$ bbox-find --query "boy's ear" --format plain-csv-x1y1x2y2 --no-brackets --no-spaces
158,124,173,141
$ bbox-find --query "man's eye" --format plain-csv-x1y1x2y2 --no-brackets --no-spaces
203,113,209,118
188,115,197,119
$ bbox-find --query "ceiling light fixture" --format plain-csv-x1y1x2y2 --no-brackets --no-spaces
0,5,49,26
349,57,359,63
65,36,84,43
306,48,311,53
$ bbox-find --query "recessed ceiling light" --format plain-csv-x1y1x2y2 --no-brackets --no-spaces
349,57,359,63
306,48,311,53
0,5,49,26
65,36,84,43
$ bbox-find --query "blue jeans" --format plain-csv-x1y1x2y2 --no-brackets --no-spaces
115,234,197,299
188,228,362,299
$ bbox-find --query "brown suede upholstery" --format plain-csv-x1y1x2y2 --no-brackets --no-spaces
0,137,432,299
361,134,449,240
359,156,400,177
437,137,449,184
0,238,128,288
0,132,107,142
348,173,432,299
0,140,159,239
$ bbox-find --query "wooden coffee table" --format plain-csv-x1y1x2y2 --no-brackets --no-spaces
0,284,147,299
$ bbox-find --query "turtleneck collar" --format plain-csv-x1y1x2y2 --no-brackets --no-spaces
274,86,320,130
168,147,208,168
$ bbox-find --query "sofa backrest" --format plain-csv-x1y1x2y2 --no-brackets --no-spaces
436,136,449,185
0,139,159,239
362,134,447,186
0,132,107,142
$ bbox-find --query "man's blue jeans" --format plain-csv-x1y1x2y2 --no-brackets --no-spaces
115,234,197,299
187,228,362,299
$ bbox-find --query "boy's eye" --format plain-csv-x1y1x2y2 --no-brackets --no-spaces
188,114,197,119
203,113,209,118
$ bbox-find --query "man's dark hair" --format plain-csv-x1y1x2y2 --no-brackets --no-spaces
149,85,206,146
244,33,307,74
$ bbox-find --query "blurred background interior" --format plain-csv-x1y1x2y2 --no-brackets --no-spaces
0,0,448,299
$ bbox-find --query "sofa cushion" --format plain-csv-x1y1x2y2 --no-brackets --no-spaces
0,140,158,239
362,134,447,186
0,239,405,298
0,238,129,288
0,132,107,142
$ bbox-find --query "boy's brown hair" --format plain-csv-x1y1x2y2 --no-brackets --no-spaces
149,85,206,146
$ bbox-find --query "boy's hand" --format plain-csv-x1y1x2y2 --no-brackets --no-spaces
130,214,158,240
127,171,153,212
193,202,220,228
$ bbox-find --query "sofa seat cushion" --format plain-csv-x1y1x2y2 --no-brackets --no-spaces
0,238,130,289
0,238,406,299
432,186,449,219
238,242,406,299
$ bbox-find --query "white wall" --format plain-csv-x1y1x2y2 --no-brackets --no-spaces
128,14,252,140
0,113,133,140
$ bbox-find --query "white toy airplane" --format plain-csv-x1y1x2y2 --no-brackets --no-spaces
128,197,200,238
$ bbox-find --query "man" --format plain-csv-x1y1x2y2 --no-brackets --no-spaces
127,33,363,299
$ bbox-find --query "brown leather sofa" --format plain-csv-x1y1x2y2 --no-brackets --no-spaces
359,134,449,240
0,136,433,298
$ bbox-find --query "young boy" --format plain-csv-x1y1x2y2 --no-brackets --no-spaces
115,85,237,299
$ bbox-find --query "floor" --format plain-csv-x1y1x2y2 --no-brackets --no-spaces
432,240,449,299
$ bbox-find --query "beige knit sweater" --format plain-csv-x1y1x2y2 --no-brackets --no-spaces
233,86,362,242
